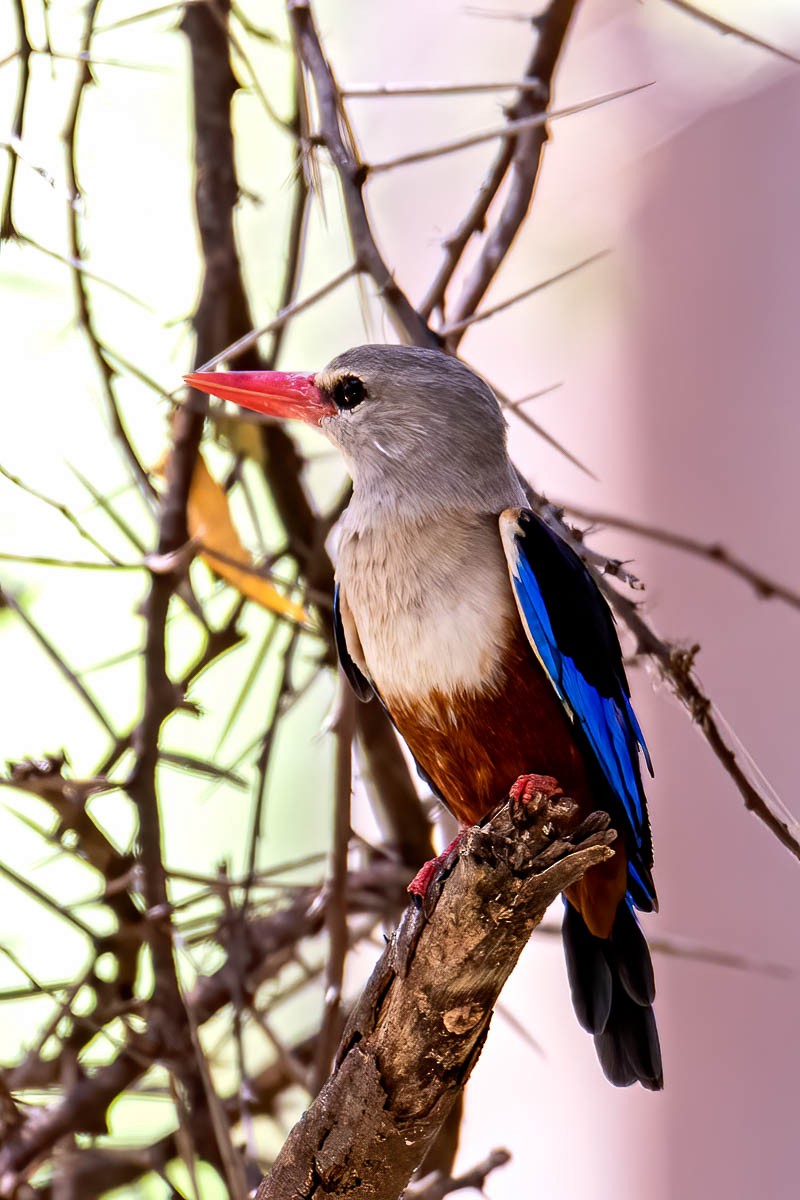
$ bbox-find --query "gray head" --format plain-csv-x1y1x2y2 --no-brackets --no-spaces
316,345,521,517
185,344,524,520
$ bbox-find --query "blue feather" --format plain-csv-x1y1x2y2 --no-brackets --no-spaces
500,508,655,909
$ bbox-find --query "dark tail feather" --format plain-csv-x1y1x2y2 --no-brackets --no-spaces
563,899,663,1091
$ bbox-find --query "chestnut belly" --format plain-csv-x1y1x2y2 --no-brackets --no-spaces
388,630,627,937
388,632,592,826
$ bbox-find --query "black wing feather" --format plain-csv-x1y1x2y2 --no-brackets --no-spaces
333,583,374,702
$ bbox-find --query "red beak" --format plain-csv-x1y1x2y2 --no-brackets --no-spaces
183,371,335,425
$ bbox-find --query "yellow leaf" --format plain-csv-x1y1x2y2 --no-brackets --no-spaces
180,451,307,623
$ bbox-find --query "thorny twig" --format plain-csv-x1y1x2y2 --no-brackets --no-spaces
368,84,650,178
444,0,580,340
288,0,440,349
312,684,354,1091
560,501,800,613
663,0,800,66
130,0,252,1155
61,0,155,503
600,578,800,861
1,0,32,241
420,0,579,323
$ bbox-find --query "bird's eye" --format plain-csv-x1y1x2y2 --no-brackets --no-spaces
332,375,367,411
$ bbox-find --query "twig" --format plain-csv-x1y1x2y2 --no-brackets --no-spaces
313,685,354,1091
445,0,581,340
343,79,543,98
645,931,792,979
127,0,252,1101
0,552,137,570
0,462,122,564
19,233,152,305
599,576,800,861
663,0,800,65
224,24,291,133
264,70,311,370
531,495,644,588
420,0,579,323
0,589,117,737
368,85,650,177
10,48,166,72
183,976,249,1199
0,860,97,942
213,619,281,756
560,502,800,612
505,382,563,410
93,0,205,33
440,250,606,337
288,0,440,349
192,264,358,374
0,0,32,240
534,917,792,978
406,1148,511,1199
60,0,154,503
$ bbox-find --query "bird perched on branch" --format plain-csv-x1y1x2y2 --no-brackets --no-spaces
186,345,662,1090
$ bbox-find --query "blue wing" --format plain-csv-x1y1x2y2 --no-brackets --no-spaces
500,507,655,910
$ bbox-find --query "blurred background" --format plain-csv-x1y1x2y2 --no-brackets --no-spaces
1,1,799,1197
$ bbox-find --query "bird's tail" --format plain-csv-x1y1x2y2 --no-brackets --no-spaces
562,897,663,1090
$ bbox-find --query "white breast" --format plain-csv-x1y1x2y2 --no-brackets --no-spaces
335,511,516,707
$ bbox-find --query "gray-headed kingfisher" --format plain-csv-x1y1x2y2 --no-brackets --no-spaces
186,344,662,1090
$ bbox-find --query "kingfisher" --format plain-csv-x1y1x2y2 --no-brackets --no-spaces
186,345,662,1090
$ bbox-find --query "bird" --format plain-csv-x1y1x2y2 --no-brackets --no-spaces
185,344,662,1090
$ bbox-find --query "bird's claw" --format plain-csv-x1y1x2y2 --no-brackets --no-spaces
407,830,466,914
508,773,562,828
407,777,566,910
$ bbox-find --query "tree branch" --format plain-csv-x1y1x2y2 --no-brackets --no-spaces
313,686,355,1091
0,0,32,241
599,579,800,861
560,501,800,612
421,0,579,326
288,0,440,349
127,0,247,1103
0,861,411,1182
444,0,579,344
255,790,614,1199
406,1148,511,1199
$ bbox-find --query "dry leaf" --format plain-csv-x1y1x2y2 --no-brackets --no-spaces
156,449,307,623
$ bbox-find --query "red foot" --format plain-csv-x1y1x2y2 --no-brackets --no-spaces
509,773,562,809
407,830,466,898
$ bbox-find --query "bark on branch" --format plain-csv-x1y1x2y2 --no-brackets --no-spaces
255,790,615,1199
